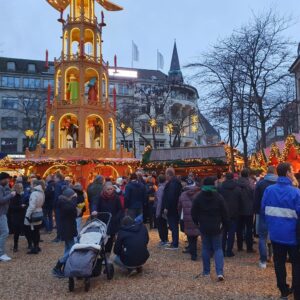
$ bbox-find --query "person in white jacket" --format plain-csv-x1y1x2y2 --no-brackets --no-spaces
24,180,45,254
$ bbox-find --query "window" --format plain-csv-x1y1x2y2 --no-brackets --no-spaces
156,123,164,134
139,141,146,152
28,64,36,73
141,122,151,134
276,126,284,137
121,140,133,150
7,62,16,71
23,99,41,110
1,138,18,153
1,76,20,88
48,65,55,74
43,79,54,89
23,78,41,89
1,117,18,130
154,141,165,148
118,84,129,95
23,118,38,130
109,84,115,94
1,97,18,109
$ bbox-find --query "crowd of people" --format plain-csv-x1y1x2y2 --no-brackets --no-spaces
0,163,299,299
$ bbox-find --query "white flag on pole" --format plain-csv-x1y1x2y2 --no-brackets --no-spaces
157,50,164,70
132,41,139,62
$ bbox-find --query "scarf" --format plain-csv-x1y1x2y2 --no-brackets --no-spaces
201,185,217,192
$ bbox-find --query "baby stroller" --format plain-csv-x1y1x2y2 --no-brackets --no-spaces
64,212,114,292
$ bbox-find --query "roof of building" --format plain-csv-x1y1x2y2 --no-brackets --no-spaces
199,112,220,137
149,145,226,162
0,57,54,75
168,42,183,84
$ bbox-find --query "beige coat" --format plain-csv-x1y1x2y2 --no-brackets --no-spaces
24,185,45,226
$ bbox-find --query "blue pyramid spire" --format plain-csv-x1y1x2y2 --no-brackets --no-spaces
168,41,183,83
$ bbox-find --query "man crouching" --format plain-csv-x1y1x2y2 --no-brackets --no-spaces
113,216,149,276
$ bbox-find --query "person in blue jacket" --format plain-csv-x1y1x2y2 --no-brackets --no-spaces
261,162,300,300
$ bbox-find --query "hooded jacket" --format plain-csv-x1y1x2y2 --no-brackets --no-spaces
253,174,277,214
0,184,13,216
261,176,300,246
114,222,149,267
24,185,45,226
191,190,229,236
124,180,147,210
178,186,200,236
58,195,78,241
237,177,254,216
218,179,242,220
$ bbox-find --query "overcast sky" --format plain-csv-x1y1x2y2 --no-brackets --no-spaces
0,0,299,75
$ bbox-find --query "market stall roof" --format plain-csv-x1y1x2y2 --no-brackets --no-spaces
46,0,123,11
149,145,227,162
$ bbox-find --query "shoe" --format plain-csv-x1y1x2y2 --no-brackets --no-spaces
226,252,235,257
191,256,197,261
27,248,39,255
27,244,32,250
193,273,209,279
258,261,267,269
51,238,61,243
13,247,18,253
52,261,65,278
165,245,179,250
39,239,44,243
127,269,138,277
136,267,143,274
217,275,225,282
182,249,190,254
37,247,41,252
0,254,12,262
158,241,168,248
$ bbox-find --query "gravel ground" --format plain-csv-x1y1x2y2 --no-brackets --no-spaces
0,229,292,300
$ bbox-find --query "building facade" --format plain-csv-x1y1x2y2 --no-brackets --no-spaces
0,44,219,157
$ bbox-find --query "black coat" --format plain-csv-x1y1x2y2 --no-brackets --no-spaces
237,177,254,216
96,194,123,235
191,191,229,236
124,181,147,210
44,180,55,210
9,193,26,229
162,177,182,217
114,222,149,267
87,181,103,211
58,195,77,241
218,179,242,220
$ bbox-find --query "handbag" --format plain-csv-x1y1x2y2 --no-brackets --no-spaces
31,211,44,223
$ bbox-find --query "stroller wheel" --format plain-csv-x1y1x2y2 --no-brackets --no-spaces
84,278,90,292
68,278,75,292
106,263,114,280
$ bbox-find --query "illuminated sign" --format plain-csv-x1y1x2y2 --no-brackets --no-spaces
108,68,138,78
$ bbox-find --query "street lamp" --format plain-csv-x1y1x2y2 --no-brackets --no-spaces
126,127,133,135
120,123,126,130
149,118,157,128
24,129,35,151
166,123,173,134
40,137,47,145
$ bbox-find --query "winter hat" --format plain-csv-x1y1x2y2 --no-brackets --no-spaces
116,177,123,186
63,188,76,199
0,172,10,181
73,183,83,191
202,177,217,192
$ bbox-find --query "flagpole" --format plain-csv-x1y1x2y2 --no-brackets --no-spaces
131,40,133,68
157,49,158,71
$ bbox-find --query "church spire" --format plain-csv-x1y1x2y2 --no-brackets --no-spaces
168,41,183,84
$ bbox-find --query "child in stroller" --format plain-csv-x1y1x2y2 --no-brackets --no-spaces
64,212,114,292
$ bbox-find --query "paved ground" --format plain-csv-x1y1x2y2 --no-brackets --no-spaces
0,229,292,300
